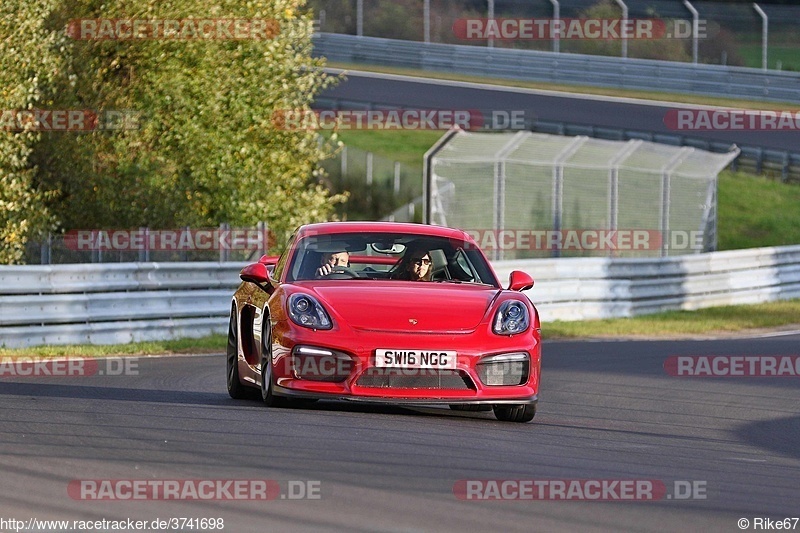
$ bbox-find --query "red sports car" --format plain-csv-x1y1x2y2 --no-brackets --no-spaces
226,221,541,422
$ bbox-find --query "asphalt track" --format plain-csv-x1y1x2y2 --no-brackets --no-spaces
319,70,798,152
1,334,799,532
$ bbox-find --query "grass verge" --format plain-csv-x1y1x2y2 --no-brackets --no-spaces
545,299,800,339
717,171,800,250
0,335,226,358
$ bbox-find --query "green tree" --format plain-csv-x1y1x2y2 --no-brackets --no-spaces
0,0,63,263
5,0,344,263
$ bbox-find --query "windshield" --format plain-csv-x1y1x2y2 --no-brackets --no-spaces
285,231,498,286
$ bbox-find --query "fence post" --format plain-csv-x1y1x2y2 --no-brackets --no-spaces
487,0,494,48
613,0,628,59
753,3,768,71
552,137,587,257
357,0,363,36
258,220,267,258
219,223,228,262
683,0,699,64
394,162,401,195
424,0,430,43
549,0,560,53
661,147,692,257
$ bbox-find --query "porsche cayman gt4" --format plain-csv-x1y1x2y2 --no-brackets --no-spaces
227,222,540,422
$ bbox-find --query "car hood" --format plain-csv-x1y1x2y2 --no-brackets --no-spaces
308,282,500,333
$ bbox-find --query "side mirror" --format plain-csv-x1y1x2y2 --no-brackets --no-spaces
240,262,271,285
508,270,534,291
258,254,279,274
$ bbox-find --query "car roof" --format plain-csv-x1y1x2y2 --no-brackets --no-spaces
295,222,473,241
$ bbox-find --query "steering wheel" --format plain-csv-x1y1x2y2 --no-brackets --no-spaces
324,266,360,279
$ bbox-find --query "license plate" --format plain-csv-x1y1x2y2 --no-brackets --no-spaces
375,349,457,369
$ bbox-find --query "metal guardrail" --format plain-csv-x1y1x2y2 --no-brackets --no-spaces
494,244,800,321
2,246,800,347
313,33,800,104
0,263,245,348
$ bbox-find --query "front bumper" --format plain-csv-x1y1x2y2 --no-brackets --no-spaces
270,321,541,403
273,384,538,406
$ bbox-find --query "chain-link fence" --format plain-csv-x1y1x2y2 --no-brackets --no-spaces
320,144,423,221
426,130,739,259
310,0,799,70
25,223,273,265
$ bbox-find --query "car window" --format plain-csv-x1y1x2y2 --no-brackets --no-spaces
285,231,498,287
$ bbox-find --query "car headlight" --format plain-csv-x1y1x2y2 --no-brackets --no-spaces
288,293,332,330
492,300,530,335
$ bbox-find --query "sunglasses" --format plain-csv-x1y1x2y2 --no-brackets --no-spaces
413,258,431,266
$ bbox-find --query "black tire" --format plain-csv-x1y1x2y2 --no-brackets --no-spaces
260,327,285,407
493,403,536,423
449,404,492,412
226,309,247,400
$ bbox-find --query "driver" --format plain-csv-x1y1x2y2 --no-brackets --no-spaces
316,250,350,277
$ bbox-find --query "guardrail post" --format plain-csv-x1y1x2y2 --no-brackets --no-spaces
781,152,789,183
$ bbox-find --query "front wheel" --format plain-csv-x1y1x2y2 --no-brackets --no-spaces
493,403,536,423
226,310,247,399
260,328,285,407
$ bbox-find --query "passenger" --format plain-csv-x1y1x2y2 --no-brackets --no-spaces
395,249,433,281
316,250,350,277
